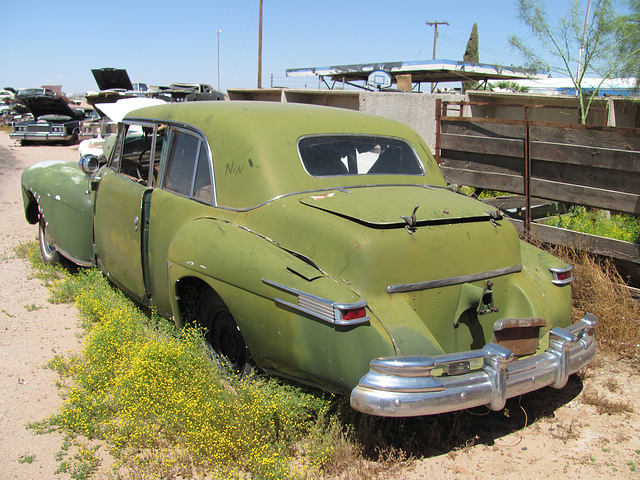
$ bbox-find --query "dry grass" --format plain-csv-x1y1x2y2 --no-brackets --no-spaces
581,388,634,415
549,246,640,358
329,244,640,477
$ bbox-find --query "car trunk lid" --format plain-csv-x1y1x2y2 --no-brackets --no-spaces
290,185,525,355
298,185,498,227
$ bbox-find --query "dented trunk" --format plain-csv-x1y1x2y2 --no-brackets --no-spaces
250,185,569,359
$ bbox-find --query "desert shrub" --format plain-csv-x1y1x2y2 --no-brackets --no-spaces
546,206,640,244
20,243,342,479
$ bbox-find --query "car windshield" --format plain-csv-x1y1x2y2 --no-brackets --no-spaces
298,135,424,177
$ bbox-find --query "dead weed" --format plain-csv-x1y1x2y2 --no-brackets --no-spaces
548,419,581,443
581,387,633,415
548,246,640,358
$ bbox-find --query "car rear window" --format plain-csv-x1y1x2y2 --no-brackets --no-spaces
298,136,424,177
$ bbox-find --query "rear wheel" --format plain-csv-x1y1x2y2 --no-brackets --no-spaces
67,132,79,146
38,216,60,265
198,288,253,377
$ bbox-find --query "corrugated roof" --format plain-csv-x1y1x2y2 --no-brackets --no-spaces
286,59,539,85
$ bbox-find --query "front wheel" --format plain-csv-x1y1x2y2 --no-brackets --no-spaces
38,216,60,265
198,289,253,377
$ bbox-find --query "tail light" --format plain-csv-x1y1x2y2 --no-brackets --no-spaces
550,265,574,286
263,279,370,326
337,306,368,323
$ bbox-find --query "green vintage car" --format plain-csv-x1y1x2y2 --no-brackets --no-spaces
21,102,597,417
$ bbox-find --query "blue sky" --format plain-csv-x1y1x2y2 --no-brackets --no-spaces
0,0,594,95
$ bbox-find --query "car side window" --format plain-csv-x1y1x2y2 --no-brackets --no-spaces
162,128,213,203
193,145,213,204
110,123,165,185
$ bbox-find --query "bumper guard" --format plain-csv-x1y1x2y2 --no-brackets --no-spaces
350,313,597,417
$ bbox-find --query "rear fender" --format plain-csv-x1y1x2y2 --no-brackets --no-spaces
166,218,396,392
519,241,572,330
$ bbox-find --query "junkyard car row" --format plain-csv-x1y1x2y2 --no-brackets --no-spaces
10,91,88,145
6,68,225,145
20,101,597,416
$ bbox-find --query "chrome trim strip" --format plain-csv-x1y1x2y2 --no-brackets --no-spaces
263,279,370,326
386,265,523,294
215,183,440,212
350,313,597,417
55,247,94,267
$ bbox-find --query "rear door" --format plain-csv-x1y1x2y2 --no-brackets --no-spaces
145,126,214,315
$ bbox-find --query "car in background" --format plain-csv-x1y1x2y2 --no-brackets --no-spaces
0,89,15,103
10,92,86,145
78,97,167,158
153,83,225,102
0,89,15,120
20,102,597,417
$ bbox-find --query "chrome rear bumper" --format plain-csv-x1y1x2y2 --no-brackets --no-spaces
350,313,597,417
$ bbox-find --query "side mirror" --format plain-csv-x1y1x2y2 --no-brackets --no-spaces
79,154,100,174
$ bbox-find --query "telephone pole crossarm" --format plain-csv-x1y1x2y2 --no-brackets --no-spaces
425,20,449,92
425,20,450,60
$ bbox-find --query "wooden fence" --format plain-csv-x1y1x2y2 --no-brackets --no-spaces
435,99,640,286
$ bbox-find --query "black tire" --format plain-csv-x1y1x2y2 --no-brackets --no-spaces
38,216,60,265
198,289,253,377
67,131,79,146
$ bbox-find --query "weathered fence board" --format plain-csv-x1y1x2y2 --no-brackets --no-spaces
436,100,640,280
437,115,640,215
509,218,640,264
442,168,640,214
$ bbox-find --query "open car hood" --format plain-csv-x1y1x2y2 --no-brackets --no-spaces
85,91,136,107
94,97,167,122
16,94,84,120
299,185,498,226
91,68,134,91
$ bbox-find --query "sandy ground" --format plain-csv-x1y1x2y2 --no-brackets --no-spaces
0,130,639,479
0,131,84,479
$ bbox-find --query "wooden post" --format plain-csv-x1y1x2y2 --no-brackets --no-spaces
435,98,442,165
524,106,532,235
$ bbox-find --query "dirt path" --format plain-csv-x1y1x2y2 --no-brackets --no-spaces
0,131,638,479
0,132,84,479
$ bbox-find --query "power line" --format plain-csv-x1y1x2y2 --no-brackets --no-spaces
425,20,450,59
425,20,449,92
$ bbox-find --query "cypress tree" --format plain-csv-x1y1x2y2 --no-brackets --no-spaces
463,23,479,92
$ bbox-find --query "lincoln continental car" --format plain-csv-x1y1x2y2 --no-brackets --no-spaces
20,102,597,417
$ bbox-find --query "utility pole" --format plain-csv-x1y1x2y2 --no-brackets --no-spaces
425,20,449,92
258,0,263,88
217,30,221,91
425,20,449,59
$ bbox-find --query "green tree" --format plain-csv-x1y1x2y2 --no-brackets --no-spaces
490,80,530,92
509,0,622,124
613,0,640,87
462,23,480,92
